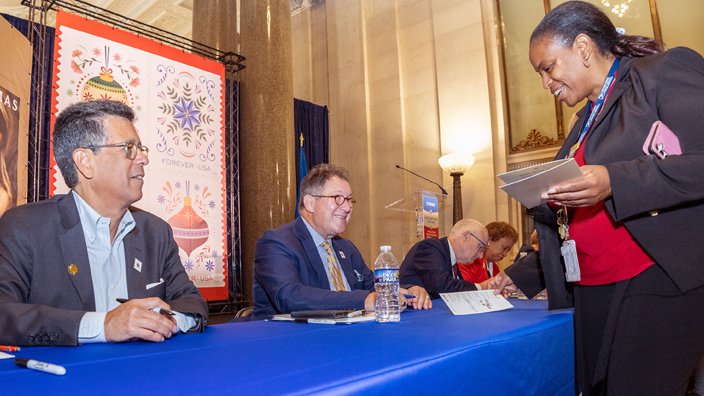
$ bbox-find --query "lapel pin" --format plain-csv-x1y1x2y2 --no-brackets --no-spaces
134,258,142,273
68,264,78,275
339,251,346,259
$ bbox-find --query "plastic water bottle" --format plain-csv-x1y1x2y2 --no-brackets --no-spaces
374,246,400,322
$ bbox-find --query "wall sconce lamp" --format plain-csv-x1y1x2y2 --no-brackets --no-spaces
438,153,476,225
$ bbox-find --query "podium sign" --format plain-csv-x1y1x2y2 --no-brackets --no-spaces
386,190,446,258
422,192,439,238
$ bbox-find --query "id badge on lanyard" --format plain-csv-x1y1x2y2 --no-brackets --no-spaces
559,58,620,282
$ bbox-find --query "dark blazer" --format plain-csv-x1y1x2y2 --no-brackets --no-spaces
252,217,375,320
506,48,704,309
399,237,477,299
0,193,208,346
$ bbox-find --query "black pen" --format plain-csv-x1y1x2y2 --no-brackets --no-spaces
115,298,174,316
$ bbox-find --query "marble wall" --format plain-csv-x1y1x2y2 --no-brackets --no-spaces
291,0,515,267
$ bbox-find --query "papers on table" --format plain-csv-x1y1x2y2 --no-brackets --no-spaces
497,158,583,209
269,311,377,325
0,352,14,360
440,290,514,315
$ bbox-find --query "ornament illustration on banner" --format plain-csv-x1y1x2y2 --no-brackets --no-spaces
156,72,218,160
66,45,140,107
166,180,210,256
158,180,218,274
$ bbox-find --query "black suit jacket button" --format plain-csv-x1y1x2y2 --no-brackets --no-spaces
28,335,35,342
51,334,59,341
43,334,50,341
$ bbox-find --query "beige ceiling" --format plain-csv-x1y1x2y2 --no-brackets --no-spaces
0,0,194,39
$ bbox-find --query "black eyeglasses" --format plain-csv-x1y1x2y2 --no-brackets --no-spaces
465,232,487,254
84,142,149,160
312,195,357,206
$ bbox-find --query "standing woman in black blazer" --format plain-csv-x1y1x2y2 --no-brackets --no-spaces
496,1,704,395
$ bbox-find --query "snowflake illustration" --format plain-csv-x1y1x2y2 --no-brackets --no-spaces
208,200,215,209
92,47,102,56
194,184,200,192
70,79,75,84
83,92,94,101
66,89,73,97
173,97,201,131
183,260,194,271
136,105,142,112
157,194,165,204
205,260,214,271
135,95,140,100
100,93,112,100
175,182,181,189
211,251,218,258
113,53,122,62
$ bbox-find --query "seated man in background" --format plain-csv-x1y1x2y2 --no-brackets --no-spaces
0,100,207,347
399,219,514,299
457,221,518,283
517,230,539,259
252,164,432,320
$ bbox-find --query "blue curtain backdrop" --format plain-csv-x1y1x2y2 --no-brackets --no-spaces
294,98,329,209
2,14,55,202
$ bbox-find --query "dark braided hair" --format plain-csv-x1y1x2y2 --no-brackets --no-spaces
531,1,664,58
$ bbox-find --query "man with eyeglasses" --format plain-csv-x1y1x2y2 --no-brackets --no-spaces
400,219,516,299
0,100,207,346
252,164,432,320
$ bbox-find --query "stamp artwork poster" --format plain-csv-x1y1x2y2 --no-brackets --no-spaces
51,11,227,299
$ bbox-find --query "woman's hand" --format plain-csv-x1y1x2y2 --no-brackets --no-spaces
541,165,612,207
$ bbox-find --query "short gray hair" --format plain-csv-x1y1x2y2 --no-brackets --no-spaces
449,219,485,237
53,100,135,189
299,164,350,211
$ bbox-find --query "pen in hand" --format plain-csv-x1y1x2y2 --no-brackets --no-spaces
115,298,175,316
403,294,417,299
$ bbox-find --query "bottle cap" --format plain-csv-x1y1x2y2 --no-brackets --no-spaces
380,245,391,252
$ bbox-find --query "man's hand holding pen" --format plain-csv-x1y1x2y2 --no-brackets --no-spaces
105,297,178,343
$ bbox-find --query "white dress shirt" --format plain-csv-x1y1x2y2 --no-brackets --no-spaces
74,191,194,343
301,217,352,291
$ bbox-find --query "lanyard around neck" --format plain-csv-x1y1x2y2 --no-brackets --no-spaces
566,58,621,159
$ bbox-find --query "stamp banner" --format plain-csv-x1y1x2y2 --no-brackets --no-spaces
50,11,228,300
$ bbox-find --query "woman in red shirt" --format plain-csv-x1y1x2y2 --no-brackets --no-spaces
458,222,517,283
494,2,704,395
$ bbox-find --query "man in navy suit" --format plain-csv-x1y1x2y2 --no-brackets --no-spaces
0,100,206,346
252,164,432,319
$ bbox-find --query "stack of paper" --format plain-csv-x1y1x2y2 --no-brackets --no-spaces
497,158,583,208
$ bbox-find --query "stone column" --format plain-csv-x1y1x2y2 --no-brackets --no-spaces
192,0,295,304
192,0,239,53
238,0,296,302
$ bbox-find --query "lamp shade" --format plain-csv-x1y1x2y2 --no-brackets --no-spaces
438,153,475,174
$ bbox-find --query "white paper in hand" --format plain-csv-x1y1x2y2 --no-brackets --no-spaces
497,158,583,208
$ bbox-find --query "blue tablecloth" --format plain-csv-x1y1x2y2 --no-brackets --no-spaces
0,299,574,395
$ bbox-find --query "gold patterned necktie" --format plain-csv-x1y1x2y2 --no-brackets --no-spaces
322,241,346,291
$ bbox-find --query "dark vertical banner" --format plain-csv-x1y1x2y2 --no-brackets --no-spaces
0,17,31,219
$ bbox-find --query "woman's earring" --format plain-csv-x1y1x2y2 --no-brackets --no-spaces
583,58,590,67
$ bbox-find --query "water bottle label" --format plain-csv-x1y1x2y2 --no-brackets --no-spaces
374,269,399,283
